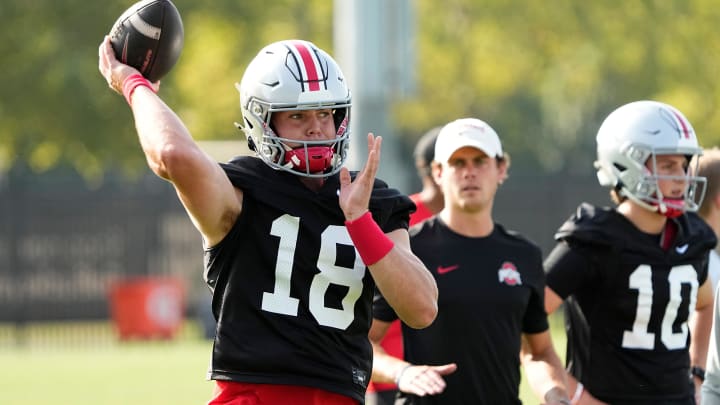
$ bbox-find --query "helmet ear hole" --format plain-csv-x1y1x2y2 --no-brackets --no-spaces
247,137,257,152
238,117,257,152
244,117,254,130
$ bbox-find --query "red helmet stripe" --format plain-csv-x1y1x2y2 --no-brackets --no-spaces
292,41,321,92
670,109,691,139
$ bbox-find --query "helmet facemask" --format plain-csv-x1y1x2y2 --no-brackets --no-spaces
240,98,350,177
597,143,706,218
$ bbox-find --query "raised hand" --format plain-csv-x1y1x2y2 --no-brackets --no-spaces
338,133,381,221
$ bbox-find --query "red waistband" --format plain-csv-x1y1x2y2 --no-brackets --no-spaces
208,381,358,405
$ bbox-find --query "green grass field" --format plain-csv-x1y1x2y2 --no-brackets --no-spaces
0,315,566,405
0,322,214,405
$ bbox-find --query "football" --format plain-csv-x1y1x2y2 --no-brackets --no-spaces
109,0,184,82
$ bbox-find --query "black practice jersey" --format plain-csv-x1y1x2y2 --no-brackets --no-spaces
545,203,716,405
374,217,548,405
204,156,414,402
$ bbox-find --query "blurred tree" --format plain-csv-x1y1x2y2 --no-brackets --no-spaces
396,0,720,174
1,0,719,182
0,0,332,184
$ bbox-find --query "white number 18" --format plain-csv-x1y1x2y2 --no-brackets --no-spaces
261,214,366,330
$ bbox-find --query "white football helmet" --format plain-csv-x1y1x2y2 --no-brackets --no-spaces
594,100,705,217
235,40,351,178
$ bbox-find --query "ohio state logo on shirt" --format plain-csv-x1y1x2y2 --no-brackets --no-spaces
498,261,522,286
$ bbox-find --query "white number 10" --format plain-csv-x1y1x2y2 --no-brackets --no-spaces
622,264,698,350
261,214,366,330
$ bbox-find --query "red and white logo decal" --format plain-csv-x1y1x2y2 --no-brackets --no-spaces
498,261,522,286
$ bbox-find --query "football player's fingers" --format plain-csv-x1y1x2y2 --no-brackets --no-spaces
98,37,110,74
433,363,458,376
406,377,430,397
404,368,441,394
338,167,351,189
369,132,383,154
102,36,113,56
413,378,441,396
365,132,375,151
365,133,381,176
99,38,126,93
397,367,421,393
356,133,376,177
102,37,118,68
98,43,119,92
422,371,447,393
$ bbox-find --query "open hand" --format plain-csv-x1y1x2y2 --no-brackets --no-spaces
338,133,381,221
397,363,458,397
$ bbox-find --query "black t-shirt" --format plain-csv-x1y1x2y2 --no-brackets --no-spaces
204,156,414,402
545,203,716,405
374,217,548,404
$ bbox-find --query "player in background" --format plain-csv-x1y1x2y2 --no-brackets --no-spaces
544,100,715,405
408,127,445,225
370,118,570,404
99,37,438,405
694,148,720,291
695,148,720,404
366,127,444,405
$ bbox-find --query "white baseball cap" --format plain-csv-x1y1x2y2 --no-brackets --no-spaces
434,118,503,163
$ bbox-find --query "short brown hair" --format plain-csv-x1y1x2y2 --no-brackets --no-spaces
414,127,442,177
694,148,720,218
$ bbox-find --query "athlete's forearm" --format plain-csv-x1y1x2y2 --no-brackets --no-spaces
521,334,569,404
370,341,409,384
701,287,720,405
691,282,714,375
130,88,199,180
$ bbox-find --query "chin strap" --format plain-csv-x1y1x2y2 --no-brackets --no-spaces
283,146,334,174
658,197,685,219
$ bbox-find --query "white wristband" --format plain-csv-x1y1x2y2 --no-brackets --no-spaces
571,382,584,404
395,364,412,385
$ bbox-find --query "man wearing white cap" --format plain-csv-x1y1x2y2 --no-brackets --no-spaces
370,118,570,404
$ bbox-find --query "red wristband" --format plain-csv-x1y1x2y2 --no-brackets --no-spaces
122,74,155,106
345,211,395,266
